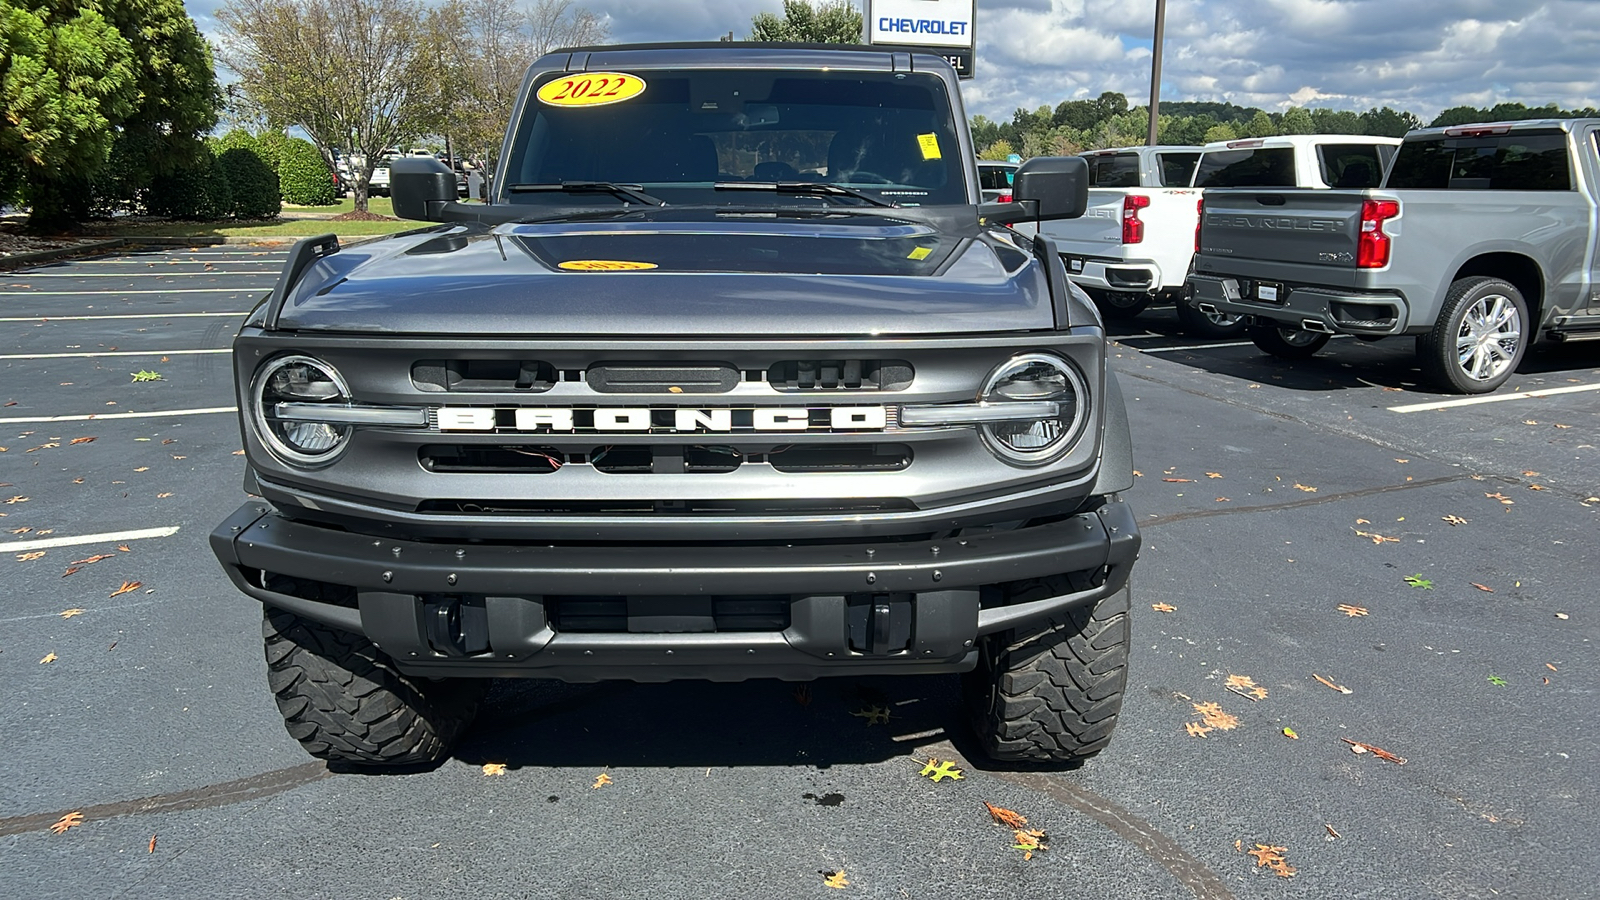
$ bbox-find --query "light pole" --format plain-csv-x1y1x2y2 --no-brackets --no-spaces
1147,0,1166,146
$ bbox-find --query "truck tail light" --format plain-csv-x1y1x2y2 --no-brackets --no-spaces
1357,199,1400,269
1122,194,1150,244
997,190,1013,203
1194,197,1204,254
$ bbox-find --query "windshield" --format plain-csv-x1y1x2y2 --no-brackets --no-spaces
502,68,967,207
1193,147,1296,187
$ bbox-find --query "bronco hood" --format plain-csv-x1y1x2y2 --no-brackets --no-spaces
272,213,1055,336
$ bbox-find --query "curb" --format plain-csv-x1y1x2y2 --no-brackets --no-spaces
0,239,126,270
0,233,389,269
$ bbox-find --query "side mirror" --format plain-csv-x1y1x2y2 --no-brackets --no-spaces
1012,156,1089,221
390,157,457,221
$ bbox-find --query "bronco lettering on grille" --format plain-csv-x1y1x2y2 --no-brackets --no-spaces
436,406,890,433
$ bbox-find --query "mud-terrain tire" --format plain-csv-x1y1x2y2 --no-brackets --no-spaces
263,606,487,768
1419,276,1529,394
1084,287,1151,320
1175,301,1248,339
1250,324,1330,359
963,583,1130,764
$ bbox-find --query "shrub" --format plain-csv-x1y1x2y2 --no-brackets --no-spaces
147,144,233,220
278,137,336,206
213,130,280,219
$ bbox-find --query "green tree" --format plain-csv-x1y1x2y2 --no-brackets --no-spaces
978,139,1015,161
749,0,862,43
1280,106,1314,134
277,136,336,206
1310,108,1362,134
1240,110,1277,138
0,0,217,229
1202,123,1239,143
212,129,280,219
1358,106,1420,137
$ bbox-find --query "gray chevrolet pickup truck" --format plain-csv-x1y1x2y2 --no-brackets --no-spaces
1189,119,1600,392
210,43,1140,768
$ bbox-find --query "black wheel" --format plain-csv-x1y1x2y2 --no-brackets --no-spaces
1083,287,1151,320
1250,324,1330,359
963,582,1130,764
1419,276,1528,394
263,606,487,768
1175,301,1249,339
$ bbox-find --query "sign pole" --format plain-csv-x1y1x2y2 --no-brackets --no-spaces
1147,0,1166,146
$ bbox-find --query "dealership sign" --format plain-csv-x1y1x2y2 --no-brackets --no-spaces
866,0,977,79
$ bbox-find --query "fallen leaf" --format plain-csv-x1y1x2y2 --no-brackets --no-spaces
49,812,83,834
1342,738,1406,764
1293,483,1318,493
10,526,31,533
232,449,246,456
1556,612,1569,620
157,492,173,498
1193,701,1239,731
822,870,849,889
1355,517,1370,524
69,436,95,445
1312,673,1352,694
14,549,48,561
850,705,892,726
4,496,28,504
61,567,80,577
1394,458,1409,463
592,772,613,789
792,685,812,707
1404,574,1434,589
148,834,156,853
1484,492,1514,505
59,608,85,619
1522,470,1540,477
1185,722,1213,738
1528,484,1547,491
117,545,130,552
1355,530,1399,544
1011,828,1048,857
1282,727,1298,739
1247,844,1287,866
1151,602,1176,613
1268,859,1296,878
162,439,176,445
1487,674,1508,687
1471,582,1495,593
1325,824,1341,839
1442,515,1468,526
918,758,964,782
1205,472,1223,479
72,477,83,484
171,455,185,460
984,801,1028,830
40,652,57,664
1214,496,1230,502
1336,604,1369,617
130,370,162,382
1547,663,1558,672
1162,477,1193,483
134,467,148,472
1524,419,1538,425
70,554,114,566
1554,423,1572,429
481,763,508,776
110,580,142,598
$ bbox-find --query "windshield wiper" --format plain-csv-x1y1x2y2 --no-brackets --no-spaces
713,181,892,207
506,181,667,206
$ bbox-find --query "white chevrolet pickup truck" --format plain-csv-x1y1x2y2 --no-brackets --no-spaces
1045,135,1399,337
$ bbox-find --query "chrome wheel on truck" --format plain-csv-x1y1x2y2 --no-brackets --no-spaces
1421,276,1527,394
1175,302,1248,339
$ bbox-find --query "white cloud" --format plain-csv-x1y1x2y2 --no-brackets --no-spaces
182,0,1600,122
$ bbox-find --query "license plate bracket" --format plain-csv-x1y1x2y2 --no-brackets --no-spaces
1254,281,1285,304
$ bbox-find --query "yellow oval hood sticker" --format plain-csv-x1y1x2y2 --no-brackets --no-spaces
537,73,646,107
558,260,659,271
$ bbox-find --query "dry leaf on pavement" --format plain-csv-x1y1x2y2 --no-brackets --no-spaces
1312,673,1352,694
1151,602,1176,612
1185,722,1213,738
1192,701,1239,731
59,608,85,618
850,705,892,725
1294,483,1318,492
984,802,1028,829
1342,738,1407,764
592,772,613,789
1336,604,1369,617
481,763,507,776
822,870,849,889
1163,477,1193,483
792,685,812,707
1471,583,1495,593
1442,515,1468,526
39,652,57,664
1205,472,1223,478
50,812,84,834
69,437,95,445
110,580,142,598
16,551,45,561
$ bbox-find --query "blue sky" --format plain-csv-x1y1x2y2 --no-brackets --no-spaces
185,0,1600,122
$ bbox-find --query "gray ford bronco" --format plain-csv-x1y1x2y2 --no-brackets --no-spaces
210,43,1140,768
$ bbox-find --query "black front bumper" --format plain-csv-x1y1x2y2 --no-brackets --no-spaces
210,498,1139,681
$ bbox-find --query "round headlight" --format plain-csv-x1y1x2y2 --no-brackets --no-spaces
979,353,1088,465
251,355,352,466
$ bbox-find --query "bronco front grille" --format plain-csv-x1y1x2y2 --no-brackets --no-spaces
767,359,913,391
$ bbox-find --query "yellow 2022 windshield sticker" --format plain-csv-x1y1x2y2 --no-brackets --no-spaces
558,260,658,271
917,133,942,160
537,73,646,108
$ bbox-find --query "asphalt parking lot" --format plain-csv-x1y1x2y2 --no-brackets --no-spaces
1,253,1595,899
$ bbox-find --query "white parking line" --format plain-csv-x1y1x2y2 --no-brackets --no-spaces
0,349,230,360
1389,382,1600,412
0,312,246,322
0,406,236,424
0,289,266,295
1,525,180,554
13,272,279,278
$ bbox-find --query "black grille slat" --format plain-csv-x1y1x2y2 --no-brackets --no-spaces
549,596,790,633
588,363,739,393
413,360,556,393
768,359,913,392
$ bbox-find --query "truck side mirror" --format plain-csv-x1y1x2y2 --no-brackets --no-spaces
390,157,457,221
1013,156,1089,221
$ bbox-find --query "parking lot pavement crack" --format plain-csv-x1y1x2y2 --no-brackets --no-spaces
0,761,329,837
917,740,1233,900
1143,474,1478,528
